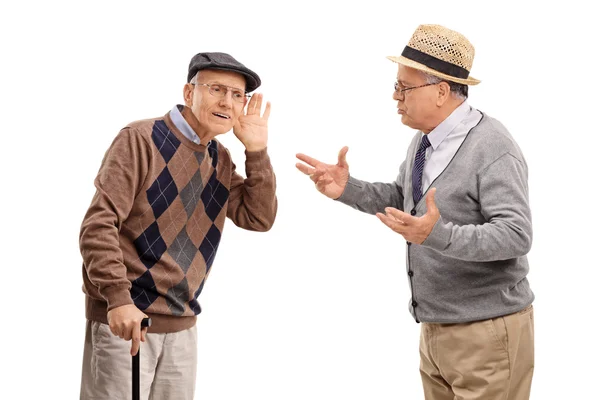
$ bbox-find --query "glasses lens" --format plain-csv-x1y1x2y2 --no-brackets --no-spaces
208,84,226,97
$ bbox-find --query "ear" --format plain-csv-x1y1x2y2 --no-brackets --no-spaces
183,83,194,107
437,81,451,106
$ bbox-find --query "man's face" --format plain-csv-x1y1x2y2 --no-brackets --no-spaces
393,64,439,132
184,69,247,136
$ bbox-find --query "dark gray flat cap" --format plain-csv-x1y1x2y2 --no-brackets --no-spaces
187,52,261,93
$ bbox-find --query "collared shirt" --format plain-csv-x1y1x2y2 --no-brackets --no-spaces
421,101,483,193
169,105,201,145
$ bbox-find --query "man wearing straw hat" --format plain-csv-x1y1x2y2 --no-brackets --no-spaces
296,24,534,399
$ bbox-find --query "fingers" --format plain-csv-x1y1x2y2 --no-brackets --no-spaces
311,169,327,184
263,101,271,120
384,207,409,224
295,163,316,176
248,93,263,115
315,176,333,191
425,188,438,215
141,327,148,343
131,323,141,356
246,93,257,114
295,153,323,168
337,146,349,169
376,212,406,232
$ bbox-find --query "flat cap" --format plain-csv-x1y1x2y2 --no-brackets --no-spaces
187,52,261,92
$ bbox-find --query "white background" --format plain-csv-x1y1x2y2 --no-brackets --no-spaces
1,0,598,398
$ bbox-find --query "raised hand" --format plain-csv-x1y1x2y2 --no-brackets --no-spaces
376,188,440,244
233,93,271,152
296,146,350,199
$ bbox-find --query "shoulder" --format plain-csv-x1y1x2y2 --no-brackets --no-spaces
122,116,165,138
468,112,526,164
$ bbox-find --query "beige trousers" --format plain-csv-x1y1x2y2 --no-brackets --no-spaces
80,320,197,400
419,305,534,400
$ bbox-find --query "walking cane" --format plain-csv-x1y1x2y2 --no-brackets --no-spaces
133,317,151,400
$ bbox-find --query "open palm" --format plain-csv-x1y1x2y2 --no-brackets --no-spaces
296,146,350,199
233,93,271,152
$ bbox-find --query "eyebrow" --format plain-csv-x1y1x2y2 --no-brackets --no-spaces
208,82,245,92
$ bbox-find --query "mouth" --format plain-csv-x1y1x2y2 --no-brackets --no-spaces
212,112,231,120
397,109,405,115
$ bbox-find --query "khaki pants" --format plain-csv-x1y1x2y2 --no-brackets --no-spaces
80,320,197,400
420,305,534,400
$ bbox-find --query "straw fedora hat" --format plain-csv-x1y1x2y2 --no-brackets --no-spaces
388,24,480,85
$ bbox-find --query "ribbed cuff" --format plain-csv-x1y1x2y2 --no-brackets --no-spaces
335,176,363,203
244,147,271,171
422,216,451,252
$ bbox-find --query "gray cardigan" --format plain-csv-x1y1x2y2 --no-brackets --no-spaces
338,113,534,323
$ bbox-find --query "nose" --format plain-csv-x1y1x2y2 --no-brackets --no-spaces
218,90,234,109
393,90,403,101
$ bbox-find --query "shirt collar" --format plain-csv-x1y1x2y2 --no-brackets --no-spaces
169,105,201,145
424,101,471,150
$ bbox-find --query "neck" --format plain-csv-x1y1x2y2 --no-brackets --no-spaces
422,99,464,133
179,106,215,145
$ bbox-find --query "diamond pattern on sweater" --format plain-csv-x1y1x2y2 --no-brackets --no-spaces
189,279,205,314
134,221,168,269
147,167,179,220
131,270,159,310
199,224,222,273
180,170,203,218
167,228,198,274
166,277,189,316
152,120,180,163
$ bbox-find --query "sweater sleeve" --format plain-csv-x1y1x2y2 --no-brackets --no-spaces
80,128,150,311
336,161,406,214
226,148,277,231
422,152,532,261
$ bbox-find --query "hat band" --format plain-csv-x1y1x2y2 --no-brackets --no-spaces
401,46,470,80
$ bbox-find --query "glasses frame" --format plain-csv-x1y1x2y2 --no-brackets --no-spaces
191,83,250,103
394,81,438,98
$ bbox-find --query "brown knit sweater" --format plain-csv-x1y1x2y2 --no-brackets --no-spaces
80,106,277,333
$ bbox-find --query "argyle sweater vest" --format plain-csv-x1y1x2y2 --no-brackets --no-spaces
80,108,277,333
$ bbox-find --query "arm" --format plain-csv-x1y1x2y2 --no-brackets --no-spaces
227,148,277,231
336,161,406,215
422,153,532,261
80,128,149,310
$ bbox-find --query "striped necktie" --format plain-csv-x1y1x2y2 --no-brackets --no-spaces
412,135,431,205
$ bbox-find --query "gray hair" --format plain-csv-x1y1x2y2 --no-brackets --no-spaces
421,71,468,100
189,71,200,85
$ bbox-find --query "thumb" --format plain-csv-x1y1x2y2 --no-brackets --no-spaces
337,146,349,169
425,188,439,215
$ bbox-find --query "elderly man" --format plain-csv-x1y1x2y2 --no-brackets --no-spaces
296,25,534,400
79,52,277,399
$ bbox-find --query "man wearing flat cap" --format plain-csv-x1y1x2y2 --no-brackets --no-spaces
297,25,534,399
79,52,277,399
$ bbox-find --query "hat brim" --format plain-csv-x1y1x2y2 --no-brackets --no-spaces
188,66,261,93
387,55,480,85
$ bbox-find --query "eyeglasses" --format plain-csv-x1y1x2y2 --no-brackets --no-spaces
394,81,437,97
192,83,249,103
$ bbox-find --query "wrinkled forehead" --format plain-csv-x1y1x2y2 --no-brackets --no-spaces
196,69,246,91
396,64,425,84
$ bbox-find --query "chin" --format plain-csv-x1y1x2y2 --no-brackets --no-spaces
210,124,233,135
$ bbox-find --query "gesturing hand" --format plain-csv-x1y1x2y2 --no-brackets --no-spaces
376,188,440,244
233,93,271,152
295,146,350,199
